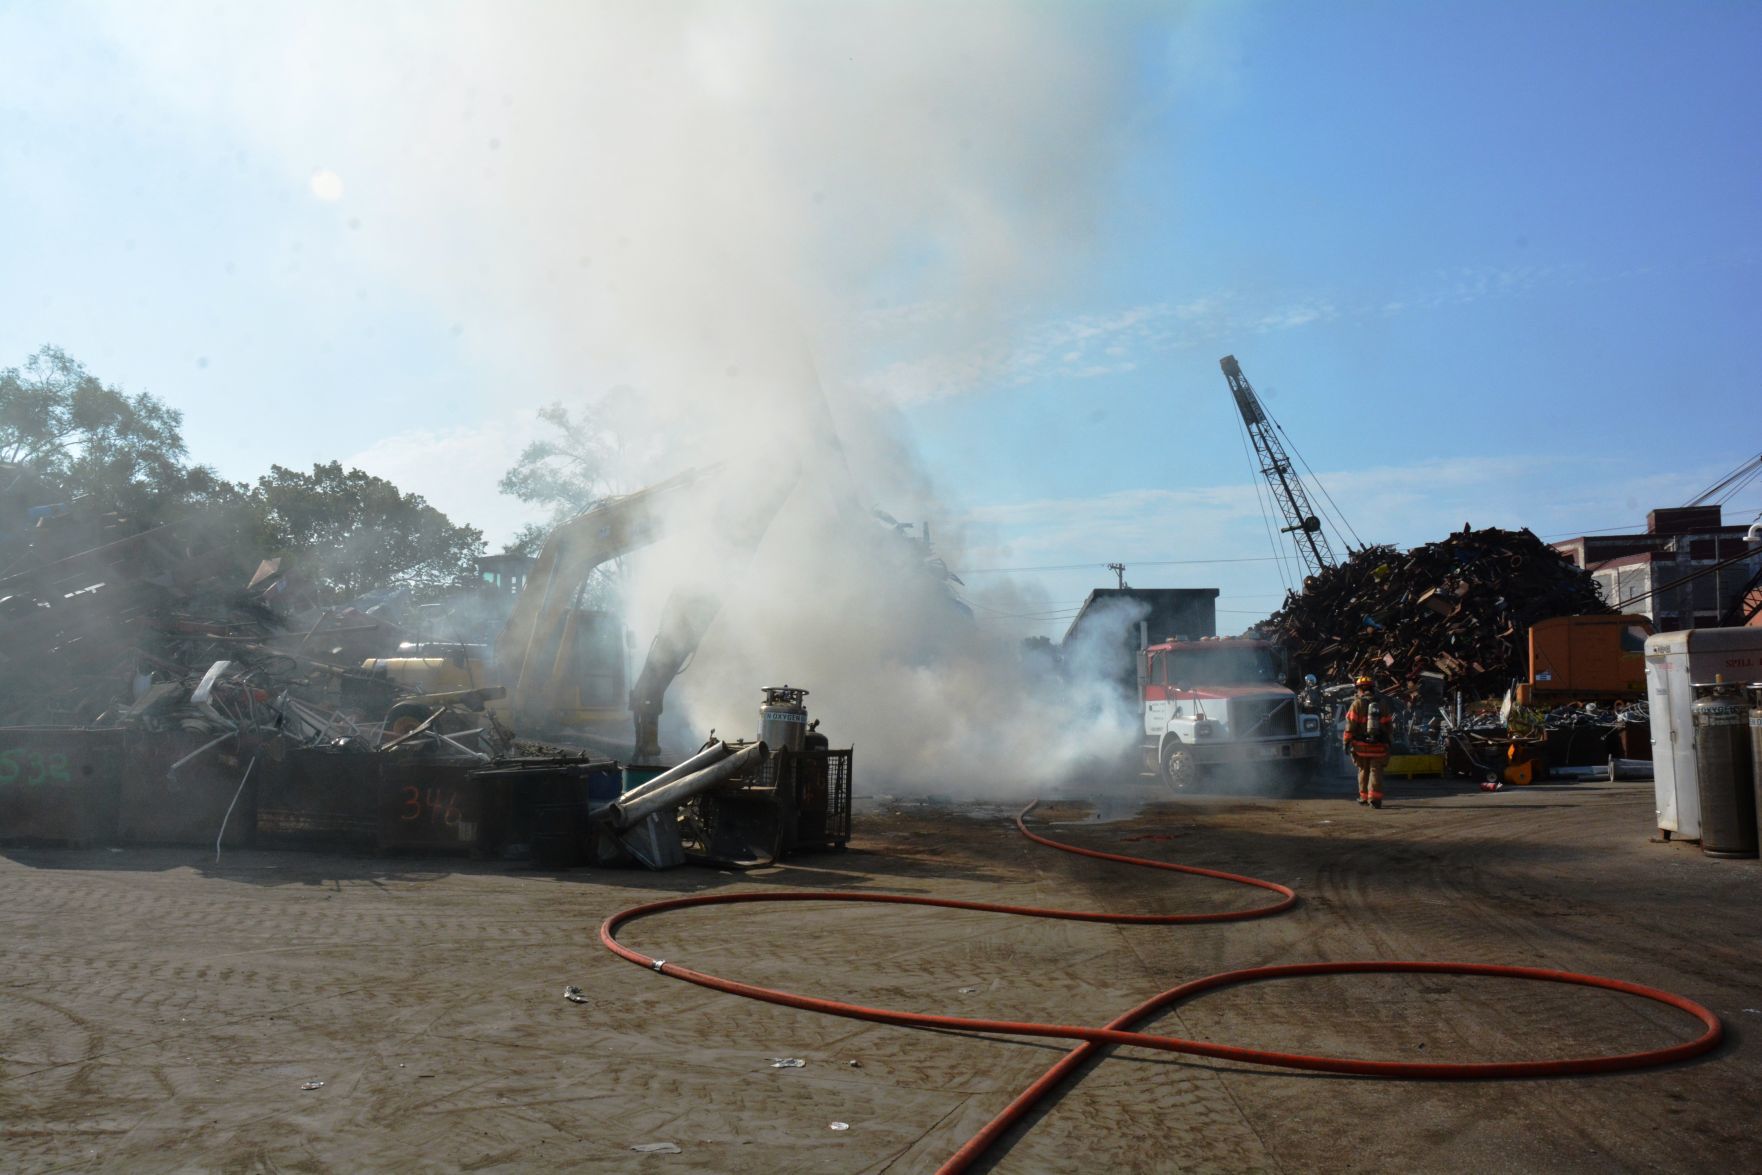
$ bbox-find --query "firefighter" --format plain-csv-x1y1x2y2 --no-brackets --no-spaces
1342,675,1393,808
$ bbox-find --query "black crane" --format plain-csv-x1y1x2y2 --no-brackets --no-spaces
1220,354,1340,578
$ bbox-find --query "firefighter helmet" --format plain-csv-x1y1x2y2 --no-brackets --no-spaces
1354,675,1373,690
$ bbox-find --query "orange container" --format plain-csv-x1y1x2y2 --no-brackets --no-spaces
1520,614,1653,704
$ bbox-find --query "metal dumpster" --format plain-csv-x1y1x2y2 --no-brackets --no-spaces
116,730,260,848
256,745,381,849
375,758,483,853
259,746,490,854
0,727,125,846
471,757,625,866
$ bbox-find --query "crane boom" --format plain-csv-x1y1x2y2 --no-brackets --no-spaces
1220,354,1337,577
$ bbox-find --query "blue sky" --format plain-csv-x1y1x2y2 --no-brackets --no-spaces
3,1,1759,637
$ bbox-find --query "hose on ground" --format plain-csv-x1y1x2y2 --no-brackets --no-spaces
600,802,1723,1173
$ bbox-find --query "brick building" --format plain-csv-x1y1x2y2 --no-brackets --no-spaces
1552,506,1762,631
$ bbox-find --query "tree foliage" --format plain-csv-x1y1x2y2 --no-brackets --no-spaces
250,462,485,600
4,346,488,602
498,399,627,556
0,345,217,524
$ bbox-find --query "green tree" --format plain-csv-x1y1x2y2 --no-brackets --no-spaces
250,461,484,600
0,345,216,524
498,398,631,556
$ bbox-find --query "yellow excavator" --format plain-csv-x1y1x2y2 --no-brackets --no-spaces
362,463,796,758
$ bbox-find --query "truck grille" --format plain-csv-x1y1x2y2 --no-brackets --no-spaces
1230,697,1296,738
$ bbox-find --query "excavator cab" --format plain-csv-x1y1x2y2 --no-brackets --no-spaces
526,606,628,727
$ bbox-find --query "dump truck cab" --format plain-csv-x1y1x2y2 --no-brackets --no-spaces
1139,636,1322,789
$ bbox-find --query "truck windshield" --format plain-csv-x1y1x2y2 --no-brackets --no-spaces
1170,646,1281,687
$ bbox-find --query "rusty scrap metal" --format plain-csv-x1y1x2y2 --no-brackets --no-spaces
1266,526,1611,700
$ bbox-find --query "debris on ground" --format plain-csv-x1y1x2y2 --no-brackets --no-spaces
563,985,588,1004
769,1057,805,1068
630,1142,682,1153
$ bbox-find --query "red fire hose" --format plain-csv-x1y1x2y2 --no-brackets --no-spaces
600,803,1722,1173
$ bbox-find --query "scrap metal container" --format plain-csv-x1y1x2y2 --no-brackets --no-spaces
1618,718,1653,762
256,745,381,849
116,730,260,848
1751,685,1762,850
0,727,125,846
1690,683,1757,859
261,747,489,854
1522,614,1652,704
1643,627,1762,840
375,758,484,854
471,757,625,866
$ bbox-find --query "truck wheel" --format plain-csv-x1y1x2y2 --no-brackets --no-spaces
1160,739,1199,792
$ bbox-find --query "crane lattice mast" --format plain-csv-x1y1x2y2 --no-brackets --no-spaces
1220,354,1337,577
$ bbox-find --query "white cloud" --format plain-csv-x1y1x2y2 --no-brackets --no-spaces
343,417,534,547
854,259,1620,405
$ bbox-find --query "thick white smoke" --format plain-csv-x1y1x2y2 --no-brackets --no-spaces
92,0,1165,794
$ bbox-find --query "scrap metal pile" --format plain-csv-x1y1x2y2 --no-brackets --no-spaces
1268,525,1612,699
2,509,851,871
0,512,424,740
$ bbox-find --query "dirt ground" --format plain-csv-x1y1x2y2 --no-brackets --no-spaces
4,772,1761,1173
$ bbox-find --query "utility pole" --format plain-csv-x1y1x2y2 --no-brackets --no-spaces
1108,562,1127,589
1220,355,1338,577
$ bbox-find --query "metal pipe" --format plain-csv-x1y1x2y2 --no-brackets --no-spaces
616,740,736,807
436,729,489,759
214,754,256,863
608,741,768,831
379,708,443,751
167,732,234,780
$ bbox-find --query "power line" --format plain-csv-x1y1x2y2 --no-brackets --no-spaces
1684,452,1762,508
954,555,1285,575
1602,543,1761,610
951,499,1762,580
972,606,1084,621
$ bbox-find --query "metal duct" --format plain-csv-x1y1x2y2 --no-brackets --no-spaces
615,740,736,809
608,741,769,831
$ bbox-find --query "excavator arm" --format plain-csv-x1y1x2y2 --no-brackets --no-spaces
497,468,713,724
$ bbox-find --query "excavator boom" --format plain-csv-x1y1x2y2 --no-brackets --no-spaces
498,468,713,724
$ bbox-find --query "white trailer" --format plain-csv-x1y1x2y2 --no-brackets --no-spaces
1643,627,1762,840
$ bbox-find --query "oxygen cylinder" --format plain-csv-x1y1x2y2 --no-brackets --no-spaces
1750,684,1762,851
1691,681,1757,859
759,686,808,754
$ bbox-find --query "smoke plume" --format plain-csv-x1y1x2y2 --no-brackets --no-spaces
94,0,1164,794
